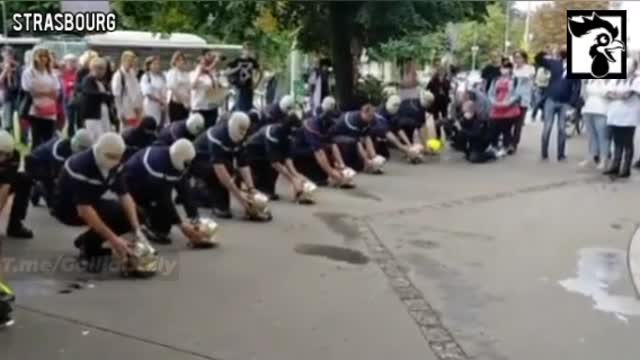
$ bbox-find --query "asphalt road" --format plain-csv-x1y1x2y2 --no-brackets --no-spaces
2,122,640,360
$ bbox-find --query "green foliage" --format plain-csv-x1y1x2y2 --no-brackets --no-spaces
368,32,447,65
453,2,525,69
354,75,385,107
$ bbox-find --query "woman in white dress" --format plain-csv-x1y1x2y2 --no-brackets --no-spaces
166,51,191,122
111,50,143,130
141,56,167,127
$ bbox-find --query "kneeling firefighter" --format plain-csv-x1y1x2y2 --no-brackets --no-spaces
51,133,156,275
330,103,386,174
124,139,212,246
26,129,94,207
0,130,34,238
290,96,354,187
373,95,424,163
192,112,272,221
244,112,317,204
155,112,206,146
122,116,158,161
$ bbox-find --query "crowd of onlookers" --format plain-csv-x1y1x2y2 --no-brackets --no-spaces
0,43,265,150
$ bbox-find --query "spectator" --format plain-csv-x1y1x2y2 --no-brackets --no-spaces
140,56,167,126
111,50,143,130
539,46,581,161
61,54,77,136
604,58,640,178
511,49,535,152
427,65,451,139
81,57,115,140
306,58,331,114
0,47,20,135
488,61,521,156
166,51,191,122
21,47,60,148
73,50,98,131
226,43,262,112
481,52,502,93
580,79,612,170
531,51,551,121
191,50,223,128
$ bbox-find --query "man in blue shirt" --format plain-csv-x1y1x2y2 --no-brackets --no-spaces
330,103,383,173
539,46,582,161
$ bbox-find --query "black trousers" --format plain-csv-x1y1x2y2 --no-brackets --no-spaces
190,159,232,212
429,105,448,139
610,125,635,171
511,107,527,148
247,158,279,196
24,155,55,207
28,116,55,148
194,108,219,129
333,136,365,172
168,101,189,123
491,118,516,149
4,172,31,229
54,199,131,257
293,150,330,184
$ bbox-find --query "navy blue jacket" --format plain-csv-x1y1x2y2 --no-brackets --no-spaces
30,137,72,166
330,111,372,139
54,150,128,216
541,58,582,106
124,146,193,223
155,120,195,146
291,112,336,156
122,127,157,154
397,99,426,128
193,125,247,167
244,124,293,163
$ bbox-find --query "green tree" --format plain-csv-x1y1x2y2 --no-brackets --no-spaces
454,3,525,70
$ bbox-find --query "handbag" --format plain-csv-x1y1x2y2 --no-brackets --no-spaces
18,92,32,119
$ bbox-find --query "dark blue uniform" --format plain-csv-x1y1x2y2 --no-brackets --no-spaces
155,120,195,146
244,124,293,196
0,150,32,235
25,137,72,207
52,150,131,259
371,109,395,159
290,112,337,184
122,127,157,161
261,104,287,128
330,111,373,171
192,125,247,213
397,99,426,139
124,146,198,238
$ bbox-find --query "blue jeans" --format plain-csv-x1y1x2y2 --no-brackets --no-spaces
541,98,569,159
2,97,18,132
582,113,610,161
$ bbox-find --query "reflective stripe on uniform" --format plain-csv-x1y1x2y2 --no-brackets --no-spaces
142,148,181,182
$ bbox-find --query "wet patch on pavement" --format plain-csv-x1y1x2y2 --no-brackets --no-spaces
341,187,382,202
315,212,365,243
559,247,640,323
294,244,369,265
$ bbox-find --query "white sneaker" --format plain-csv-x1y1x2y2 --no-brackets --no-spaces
579,159,593,168
596,161,607,171
496,149,507,158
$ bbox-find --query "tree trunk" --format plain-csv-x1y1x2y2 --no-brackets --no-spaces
329,2,357,110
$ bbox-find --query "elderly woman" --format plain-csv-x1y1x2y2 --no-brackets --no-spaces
166,51,191,123
21,47,60,147
141,56,167,127
111,50,143,130
80,57,115,140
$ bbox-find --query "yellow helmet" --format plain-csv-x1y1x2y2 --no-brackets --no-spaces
425,138,443,154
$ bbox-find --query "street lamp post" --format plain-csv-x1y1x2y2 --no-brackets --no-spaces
471,45,479,71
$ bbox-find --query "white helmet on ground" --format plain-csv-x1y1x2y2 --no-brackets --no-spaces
186,113,205,136
385,95,401,115
0,130,15,154
279,95,295,113
228,112,251,143
71,129,93,153
93,132,125,172
321,96,336,112
169,139,196,171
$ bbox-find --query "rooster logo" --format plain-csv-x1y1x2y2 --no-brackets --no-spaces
568,12,625,78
